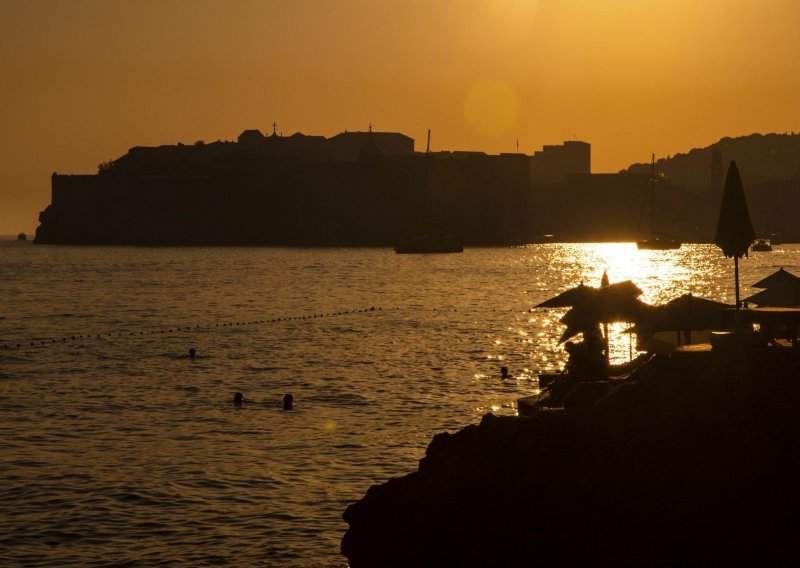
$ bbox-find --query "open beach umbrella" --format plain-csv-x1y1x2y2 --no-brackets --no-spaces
557,295,652,343
539,278,649,348
751,267,800,289
535,283,595,308
536,280,643,310
589,280,645,310
626,294,732,343
714,161,755,310
743,280,800,307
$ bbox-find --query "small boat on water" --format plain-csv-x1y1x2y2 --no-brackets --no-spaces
394,130,463,254
394,234,463,254
751,239,773,252
637,231,681,250
17,232,27,241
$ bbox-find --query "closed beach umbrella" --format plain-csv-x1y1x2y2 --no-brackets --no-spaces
714,161,755,310
751,267,800,289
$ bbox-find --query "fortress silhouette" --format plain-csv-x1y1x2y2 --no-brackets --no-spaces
34,128,800,245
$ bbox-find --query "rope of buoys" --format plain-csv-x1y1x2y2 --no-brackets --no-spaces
0,307,384,351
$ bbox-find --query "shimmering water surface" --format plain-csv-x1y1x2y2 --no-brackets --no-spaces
2,242,799,566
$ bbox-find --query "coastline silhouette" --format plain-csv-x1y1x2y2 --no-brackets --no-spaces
33,131,800,247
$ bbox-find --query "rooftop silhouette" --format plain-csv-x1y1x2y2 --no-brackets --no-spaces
33,130,800,246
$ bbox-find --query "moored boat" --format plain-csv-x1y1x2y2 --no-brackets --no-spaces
636,155,681,250
750,239,773,252
394,129,463,254
636,231,681,250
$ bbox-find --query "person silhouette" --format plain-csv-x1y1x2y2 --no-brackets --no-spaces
283,393,294,410
501,366,513,379
234,392,244,406
189,348,196,358
548,342,584,404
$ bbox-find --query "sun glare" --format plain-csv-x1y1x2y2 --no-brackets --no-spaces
463,80,520,137
556,243,693,305
539,243,714,364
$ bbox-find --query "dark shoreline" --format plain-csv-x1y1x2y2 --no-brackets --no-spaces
342,347,800,566
29,240,783,247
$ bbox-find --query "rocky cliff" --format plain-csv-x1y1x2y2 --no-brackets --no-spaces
342,349,800,566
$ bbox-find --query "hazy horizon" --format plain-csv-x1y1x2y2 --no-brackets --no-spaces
2,0,799,233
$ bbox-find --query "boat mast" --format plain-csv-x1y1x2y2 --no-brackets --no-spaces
422,129,431,231
650,153,655,235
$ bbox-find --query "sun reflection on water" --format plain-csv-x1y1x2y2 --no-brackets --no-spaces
2,243,798,565
547,242,698,304
527,243,735,365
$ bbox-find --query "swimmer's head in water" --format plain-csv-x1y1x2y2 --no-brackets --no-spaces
283,393,294,410
234,392,243,405
189,348,196,357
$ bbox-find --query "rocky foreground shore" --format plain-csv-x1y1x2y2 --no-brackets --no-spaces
342,348,800,566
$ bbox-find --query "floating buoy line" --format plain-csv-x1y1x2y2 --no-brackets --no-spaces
1,307,383,351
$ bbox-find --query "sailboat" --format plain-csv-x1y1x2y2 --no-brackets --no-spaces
636,154,681,250
394,130,463,254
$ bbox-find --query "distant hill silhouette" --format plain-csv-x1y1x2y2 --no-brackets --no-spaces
33,129,800,246
624,133,800,191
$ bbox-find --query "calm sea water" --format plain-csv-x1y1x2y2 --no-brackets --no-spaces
2,241,798,566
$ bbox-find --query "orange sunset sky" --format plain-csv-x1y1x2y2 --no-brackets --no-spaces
1,0,799,234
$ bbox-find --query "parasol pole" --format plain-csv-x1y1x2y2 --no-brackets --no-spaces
715,161,754,333
629,332,632,361
601,270,610,364
734,256,741,330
